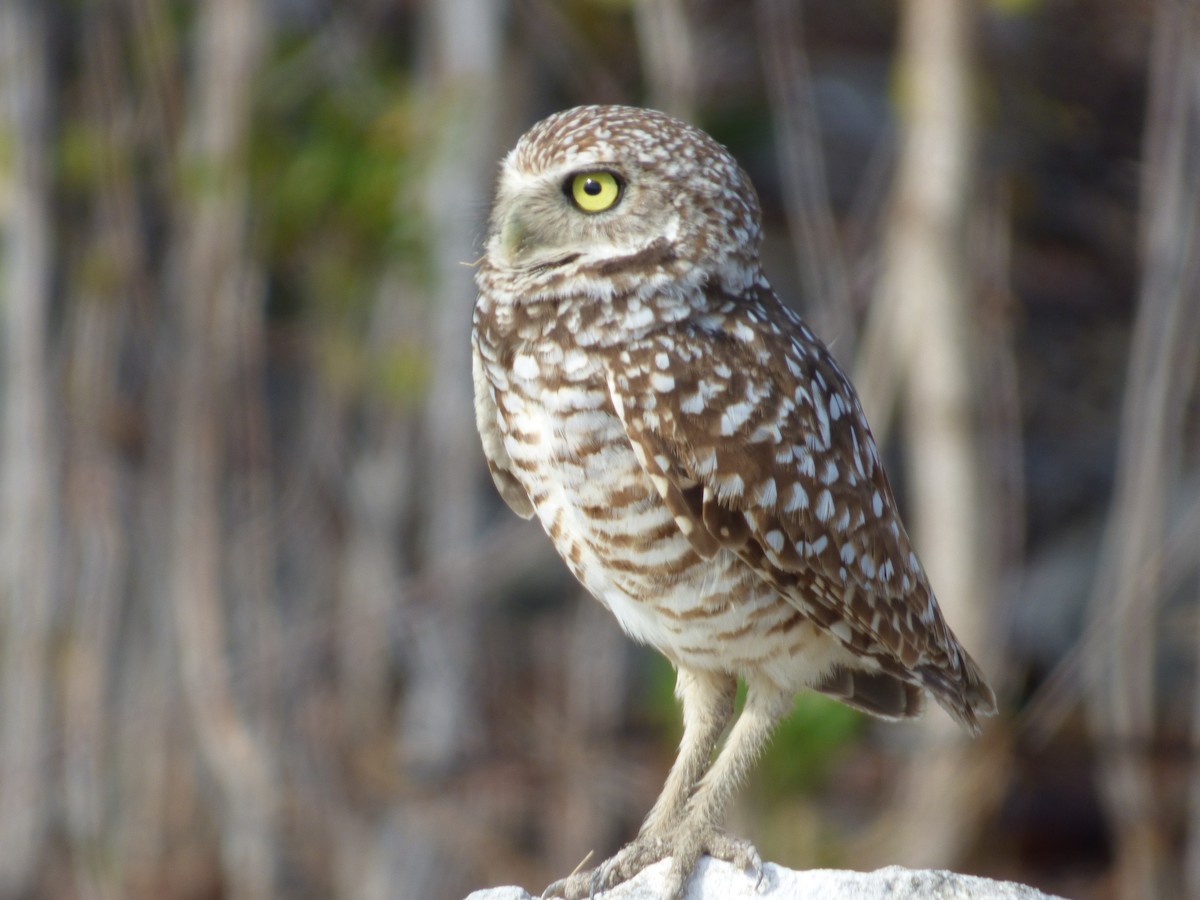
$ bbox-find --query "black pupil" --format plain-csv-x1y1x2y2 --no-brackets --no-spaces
583,178,602,196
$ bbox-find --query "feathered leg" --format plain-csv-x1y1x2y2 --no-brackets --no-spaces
653,681,792,899
545,676,790,900
543,669,735,899
639,669,737,836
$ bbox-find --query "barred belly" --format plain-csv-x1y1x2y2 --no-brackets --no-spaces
496,364,853,693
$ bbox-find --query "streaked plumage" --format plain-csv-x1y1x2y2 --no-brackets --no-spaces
473,105,995,900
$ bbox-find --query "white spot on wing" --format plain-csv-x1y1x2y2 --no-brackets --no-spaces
563,348,589,374
821,459,839,485
732,320,756,343
717,473,744,499
694,449,717,476
680,391,705,414
756,478,777,506
625,305,655,330
720,401,754,435
815,489,835,522
783,483,809,512
512,353,540,379
811,383,831,447
796,447,815,477
651,372,675,392
751,423,782,443
851,430,867,478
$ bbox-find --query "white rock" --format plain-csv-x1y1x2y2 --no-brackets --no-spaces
464,857,1063,900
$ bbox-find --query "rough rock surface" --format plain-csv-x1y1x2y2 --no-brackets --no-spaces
464,857,1064,900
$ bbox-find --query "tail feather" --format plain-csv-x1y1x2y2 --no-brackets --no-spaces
813,667,926,721
918,646,997,736
816,646,997,735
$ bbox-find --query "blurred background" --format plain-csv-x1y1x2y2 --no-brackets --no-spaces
0,0,1197,898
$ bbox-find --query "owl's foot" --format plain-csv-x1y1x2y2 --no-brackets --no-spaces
542,827,762,900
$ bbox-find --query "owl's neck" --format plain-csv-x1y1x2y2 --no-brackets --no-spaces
475,260,764,356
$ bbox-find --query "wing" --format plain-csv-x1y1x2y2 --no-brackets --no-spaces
472,334,535,520
603,284,993,725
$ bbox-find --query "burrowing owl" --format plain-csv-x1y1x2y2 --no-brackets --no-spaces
473,105,995,899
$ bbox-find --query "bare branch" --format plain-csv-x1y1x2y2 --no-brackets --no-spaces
754,0,853,348
166,1,278,897
865,0,1003,867
634,0,698,120
0,3,56,891
1084,2,1200,897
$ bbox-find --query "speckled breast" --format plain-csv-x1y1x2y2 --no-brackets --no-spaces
476,326,847,689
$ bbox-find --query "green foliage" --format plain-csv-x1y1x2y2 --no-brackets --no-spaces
250,37,428,327
640,651,684,738
57,121,110,191
990,0,1041,14
369,340,430,409
756,692,862,794
246,26,437,409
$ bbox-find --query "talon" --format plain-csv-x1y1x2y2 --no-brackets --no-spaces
540,872,590,900
543,828,761,899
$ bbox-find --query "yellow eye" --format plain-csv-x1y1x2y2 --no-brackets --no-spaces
569,171,621,213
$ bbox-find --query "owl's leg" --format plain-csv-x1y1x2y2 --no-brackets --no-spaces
652,681,793,898
639,668,737,837
542,669,734,900
544,679,788,900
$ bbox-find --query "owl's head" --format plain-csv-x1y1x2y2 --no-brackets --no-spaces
484,105,763,298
